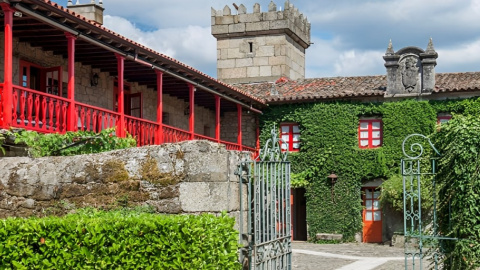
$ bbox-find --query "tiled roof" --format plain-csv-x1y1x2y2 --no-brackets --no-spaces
235,72,480,103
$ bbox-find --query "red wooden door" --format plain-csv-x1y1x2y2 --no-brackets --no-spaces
125,92,142,117
362,187,382,243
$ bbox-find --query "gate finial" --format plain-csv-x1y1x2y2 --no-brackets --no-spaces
258,124,288,161
402,133,440,160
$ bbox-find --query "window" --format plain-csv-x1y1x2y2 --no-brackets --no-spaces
437,115,452,125
280,123,300,152
19,60,63,96
359,119,382,148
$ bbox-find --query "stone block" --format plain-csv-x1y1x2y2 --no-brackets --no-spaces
236,58,253,68
316,233,343,241
215,15,234,25
246,21,270,32
179,182,240,212
269,56,286,66
270,19,290,30
229,23,246,33
259,66,272,77
217,39,230,49
212,25,229,35
238,13,261,23
272,65,282,76
227,48,244,59
218,59,236,69
220,67,247,79
257,45,275,57
254,57,269,66
263,11,278,21
247,66,260,77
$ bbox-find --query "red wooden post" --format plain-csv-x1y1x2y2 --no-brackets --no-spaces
116,54,125,137
189,84,195,140
1,4,14,128
215,95,221,143
155,70,163,144
65,33,76,131
237,104,242,151
255,115,260,151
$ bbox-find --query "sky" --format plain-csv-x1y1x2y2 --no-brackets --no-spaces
57,0,480,79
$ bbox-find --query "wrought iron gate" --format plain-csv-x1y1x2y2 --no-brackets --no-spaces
238,128,292,270
401,134,456,269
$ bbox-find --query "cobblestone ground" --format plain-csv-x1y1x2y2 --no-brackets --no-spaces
292,242,410,270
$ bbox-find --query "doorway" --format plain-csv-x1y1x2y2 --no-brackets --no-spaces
292,188,307,241
362,187,382,243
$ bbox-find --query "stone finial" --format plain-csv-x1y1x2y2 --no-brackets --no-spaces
238,4,247,14
76,0,80,4
386,39,395,55
223,5,231,16
211,7,216,16
91,0,95,3
268,1,277,12
284,0,290,10
99,0,103,6
253,3,261,13
425,38,436,54
68,0,73,6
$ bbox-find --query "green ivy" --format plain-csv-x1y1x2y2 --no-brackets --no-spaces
260,98,480,241
432,115,480,268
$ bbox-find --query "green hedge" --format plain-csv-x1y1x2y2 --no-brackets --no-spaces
0,209,240,269
260,98,480,240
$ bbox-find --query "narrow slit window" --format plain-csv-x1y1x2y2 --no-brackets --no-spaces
249,42,253,53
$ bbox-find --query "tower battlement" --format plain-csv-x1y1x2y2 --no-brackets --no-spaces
211,1,311,49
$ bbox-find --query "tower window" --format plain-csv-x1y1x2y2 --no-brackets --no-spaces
248,42,253,53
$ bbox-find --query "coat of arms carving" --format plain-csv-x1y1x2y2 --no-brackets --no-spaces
401,57,419,92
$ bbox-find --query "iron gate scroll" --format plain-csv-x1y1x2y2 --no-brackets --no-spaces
401,134,456,270
238,128,292,270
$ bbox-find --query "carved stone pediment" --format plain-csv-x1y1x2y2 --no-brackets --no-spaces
383,40,438,97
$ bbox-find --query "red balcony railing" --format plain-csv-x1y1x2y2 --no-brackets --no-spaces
125,115,158,146
12,85,70,133
1,84,257,153
76,103,119,133
163,124,190,143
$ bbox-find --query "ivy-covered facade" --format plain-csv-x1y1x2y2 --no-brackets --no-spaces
236,42,480,243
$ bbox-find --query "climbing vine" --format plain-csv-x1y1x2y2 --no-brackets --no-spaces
260,97,480,241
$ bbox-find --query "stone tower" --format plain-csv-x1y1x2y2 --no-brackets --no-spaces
211,1,311,84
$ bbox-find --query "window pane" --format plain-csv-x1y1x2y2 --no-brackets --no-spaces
373,200,380,210
374,191,380,199
281,126,289,133
372,139,381,146
292,125,300,133
366,200,372,209
282,135,289,142
372,121,381,129
360,131,369,139
360,122,368,129
292,142,300,149
293,134,300,142
366,190,372,199
372,131,381,138
365,211,373,221
281,142,288,150
374,211,382,221
360,140,368,146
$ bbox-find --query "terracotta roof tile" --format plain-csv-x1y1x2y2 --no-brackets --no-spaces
235,72,480,103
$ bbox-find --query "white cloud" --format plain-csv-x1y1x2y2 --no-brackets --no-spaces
103,15,217,75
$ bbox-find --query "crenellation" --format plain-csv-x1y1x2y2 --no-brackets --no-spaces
238,4,247,14
268,1,277,12
212,1,310,83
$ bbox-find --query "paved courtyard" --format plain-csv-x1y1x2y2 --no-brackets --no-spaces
292,242,406,270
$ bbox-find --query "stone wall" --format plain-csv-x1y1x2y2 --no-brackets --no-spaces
0,141,249,230
221,111,257,148
212,1,311,84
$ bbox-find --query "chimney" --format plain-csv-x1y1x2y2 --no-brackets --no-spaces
67,0,104,25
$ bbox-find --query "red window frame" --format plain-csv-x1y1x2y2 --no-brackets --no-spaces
437,115,452,125
280,123,300,152
359,119,382,149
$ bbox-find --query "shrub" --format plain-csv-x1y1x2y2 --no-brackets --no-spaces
0,209,240,269
12,128,136,157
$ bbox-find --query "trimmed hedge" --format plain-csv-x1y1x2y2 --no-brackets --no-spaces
0,209,240,269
